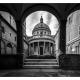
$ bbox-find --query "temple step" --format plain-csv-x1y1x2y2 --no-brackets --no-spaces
23,65,59,69
23,59,59,69
24,62,58,65
24,59,58,62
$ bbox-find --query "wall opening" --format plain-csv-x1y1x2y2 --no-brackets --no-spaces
22,10,60,58
66,10,80,54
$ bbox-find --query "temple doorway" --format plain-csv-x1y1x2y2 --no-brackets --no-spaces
40,47,43,55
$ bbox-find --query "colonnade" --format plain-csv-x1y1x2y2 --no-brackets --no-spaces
29,41,54,56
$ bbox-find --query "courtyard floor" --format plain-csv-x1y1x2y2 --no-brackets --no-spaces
0,69,80,77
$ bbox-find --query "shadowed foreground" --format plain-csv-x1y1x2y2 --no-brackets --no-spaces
0,69,80,77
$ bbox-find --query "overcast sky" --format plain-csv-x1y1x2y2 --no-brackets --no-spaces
26,11,59,36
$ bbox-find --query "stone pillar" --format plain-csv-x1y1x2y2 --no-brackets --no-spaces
43,42,44,55
59,19,67,54
44,42,45,55
52,43,54,55
45,42,46,55
50,43,52,55
29,44,31,56
78,45,79,54
49,42,51,55
16,20,24,68
38,42,39,55
11,46,13,54
50,43,51,54
5,42,6,54
79,43,80,54
33,42,34,55
51,43,53,55
16,20,23,54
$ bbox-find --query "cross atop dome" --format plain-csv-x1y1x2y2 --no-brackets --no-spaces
40,16,43,23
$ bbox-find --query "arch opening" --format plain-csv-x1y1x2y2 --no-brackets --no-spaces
66,9,80,54
22,10,60,58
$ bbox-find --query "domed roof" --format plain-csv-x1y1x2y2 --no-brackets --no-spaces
32,16,51,34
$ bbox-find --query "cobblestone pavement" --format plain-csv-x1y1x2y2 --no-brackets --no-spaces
0,69,80,77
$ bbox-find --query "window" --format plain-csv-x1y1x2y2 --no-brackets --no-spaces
75,46,78,54
7,43,12,48
2,27,5,33
48,32,49,35
37,31,39,34
69,14,73,24
10,33,11,36
40,31,43,36
45,31,46,34
15,37,16,41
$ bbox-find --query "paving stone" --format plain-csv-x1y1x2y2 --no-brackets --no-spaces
0,69,80,77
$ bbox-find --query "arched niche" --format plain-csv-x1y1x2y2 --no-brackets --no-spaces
20,4,62,56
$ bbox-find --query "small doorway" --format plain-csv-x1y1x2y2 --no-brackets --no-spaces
40,47,43,55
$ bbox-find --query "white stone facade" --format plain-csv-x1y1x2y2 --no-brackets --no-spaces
0,11,17,54
66,10,80,54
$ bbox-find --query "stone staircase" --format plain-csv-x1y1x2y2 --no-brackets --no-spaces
23,58,59,69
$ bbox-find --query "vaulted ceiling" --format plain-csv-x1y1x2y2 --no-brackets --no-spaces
0,3,79,21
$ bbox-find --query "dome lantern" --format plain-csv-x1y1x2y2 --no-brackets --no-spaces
40,16,43,23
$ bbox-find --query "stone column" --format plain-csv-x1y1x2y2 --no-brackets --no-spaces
16,20,24,68
44,42,45,55
11,45,13,54
16,20,23,54
5,42,6,54
33,42,34,55
78,45,79,54
38,42,39,55
43,42,44,55
45,42,46,55
51,43,52,55
79,43,80,54
59,19,67,54
49,42,51,55
29,44,31,56
52,43,54,55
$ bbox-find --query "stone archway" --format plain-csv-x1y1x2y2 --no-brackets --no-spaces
21,4,65,57
59,5,80,70
21,4,61,25
0,3,72,69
